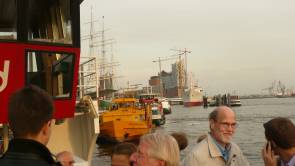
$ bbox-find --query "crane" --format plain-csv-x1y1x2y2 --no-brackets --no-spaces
262,80,276,95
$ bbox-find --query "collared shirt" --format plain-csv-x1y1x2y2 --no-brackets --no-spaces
182,133,250,166
211,136,231,162
280,155,295,166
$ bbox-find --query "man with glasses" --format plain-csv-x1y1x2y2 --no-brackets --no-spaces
182,106,249,166
130,132,180,166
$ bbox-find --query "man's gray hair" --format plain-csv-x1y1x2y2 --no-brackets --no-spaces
140,132,180,166
208,106,234,121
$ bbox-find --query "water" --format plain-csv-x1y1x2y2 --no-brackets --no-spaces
92,98,295,166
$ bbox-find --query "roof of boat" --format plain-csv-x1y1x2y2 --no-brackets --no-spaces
112,98,138,103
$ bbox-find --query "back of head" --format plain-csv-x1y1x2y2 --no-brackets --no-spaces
8,85,54,138
264,117,295,149
171,132,188,151
112,142,137,157
140,132,180,166
56,151,74,166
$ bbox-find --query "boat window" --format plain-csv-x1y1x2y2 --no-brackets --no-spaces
0,0,17,40
26,0,72,44
26,50,74,98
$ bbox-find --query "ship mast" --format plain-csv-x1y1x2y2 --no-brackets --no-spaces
96,17,120,99
80,6,100,98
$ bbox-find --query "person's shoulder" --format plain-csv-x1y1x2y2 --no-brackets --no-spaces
230,142,242,151
189,138,209,155
0,159,54,166
0,153,58,166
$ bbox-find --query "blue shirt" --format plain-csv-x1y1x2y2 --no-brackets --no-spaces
280,155,295,166
211,137,231,161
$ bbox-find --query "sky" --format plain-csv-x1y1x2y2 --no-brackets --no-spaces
80,0,295,96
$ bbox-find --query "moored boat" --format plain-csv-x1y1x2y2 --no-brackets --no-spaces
98,98,152,142
183,86,203,107
151,103,165,126
230,96,242,107
158,98,172,114
168,98,183,105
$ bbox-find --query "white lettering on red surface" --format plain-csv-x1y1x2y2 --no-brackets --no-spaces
0,60,10,92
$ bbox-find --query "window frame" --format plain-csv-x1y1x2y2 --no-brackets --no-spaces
0,0,80,48
25,49,76,100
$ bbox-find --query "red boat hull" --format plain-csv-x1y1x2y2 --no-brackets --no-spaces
183,101,203,107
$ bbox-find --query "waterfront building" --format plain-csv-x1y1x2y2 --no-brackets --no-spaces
149,59,186,98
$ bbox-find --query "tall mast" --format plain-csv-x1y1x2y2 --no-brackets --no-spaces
101,16,106,78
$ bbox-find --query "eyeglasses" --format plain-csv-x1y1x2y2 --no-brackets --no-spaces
217,122,238,129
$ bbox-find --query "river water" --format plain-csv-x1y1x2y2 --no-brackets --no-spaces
91,98,295,166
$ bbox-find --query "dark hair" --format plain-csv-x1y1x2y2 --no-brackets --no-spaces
171,132,188,151
209,109,219,121
8,85,54,138
112,142,137,157
264,117,295,149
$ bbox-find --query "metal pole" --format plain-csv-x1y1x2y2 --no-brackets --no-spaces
158,57,163,97
184,48,188,88
3,124,9,152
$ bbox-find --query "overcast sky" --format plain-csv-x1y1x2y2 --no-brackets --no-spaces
80,0,295,96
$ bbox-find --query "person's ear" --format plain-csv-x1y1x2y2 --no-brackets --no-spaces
209,119,215,130
42,120,52,136
158,160,165,166
271,140,277,149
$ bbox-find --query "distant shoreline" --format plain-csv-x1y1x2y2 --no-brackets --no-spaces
240,95,295,99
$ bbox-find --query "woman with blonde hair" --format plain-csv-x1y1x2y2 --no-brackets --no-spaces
130,132,180,166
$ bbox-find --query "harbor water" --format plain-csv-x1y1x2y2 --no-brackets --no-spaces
92,98,295,166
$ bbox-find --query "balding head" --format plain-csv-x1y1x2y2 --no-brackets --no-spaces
56,151,74,166
209,106,235,122
209,106,237,147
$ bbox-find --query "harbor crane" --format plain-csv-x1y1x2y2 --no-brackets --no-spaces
262,80,286,96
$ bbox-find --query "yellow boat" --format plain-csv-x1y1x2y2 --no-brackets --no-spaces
98,98,152,142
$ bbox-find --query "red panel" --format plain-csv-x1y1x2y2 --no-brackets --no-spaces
0,42,80,123
0,43,25,123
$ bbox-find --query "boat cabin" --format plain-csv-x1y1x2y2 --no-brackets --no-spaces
0,0,82,123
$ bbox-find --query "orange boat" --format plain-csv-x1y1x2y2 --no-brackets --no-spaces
98,98,152,142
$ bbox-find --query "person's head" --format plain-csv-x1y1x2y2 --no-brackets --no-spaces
209,106,237,147
170,132,188,151
8,85,54,145
130,132,180,166
263,117,295,153
111,142,137,166
56,151,74,166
